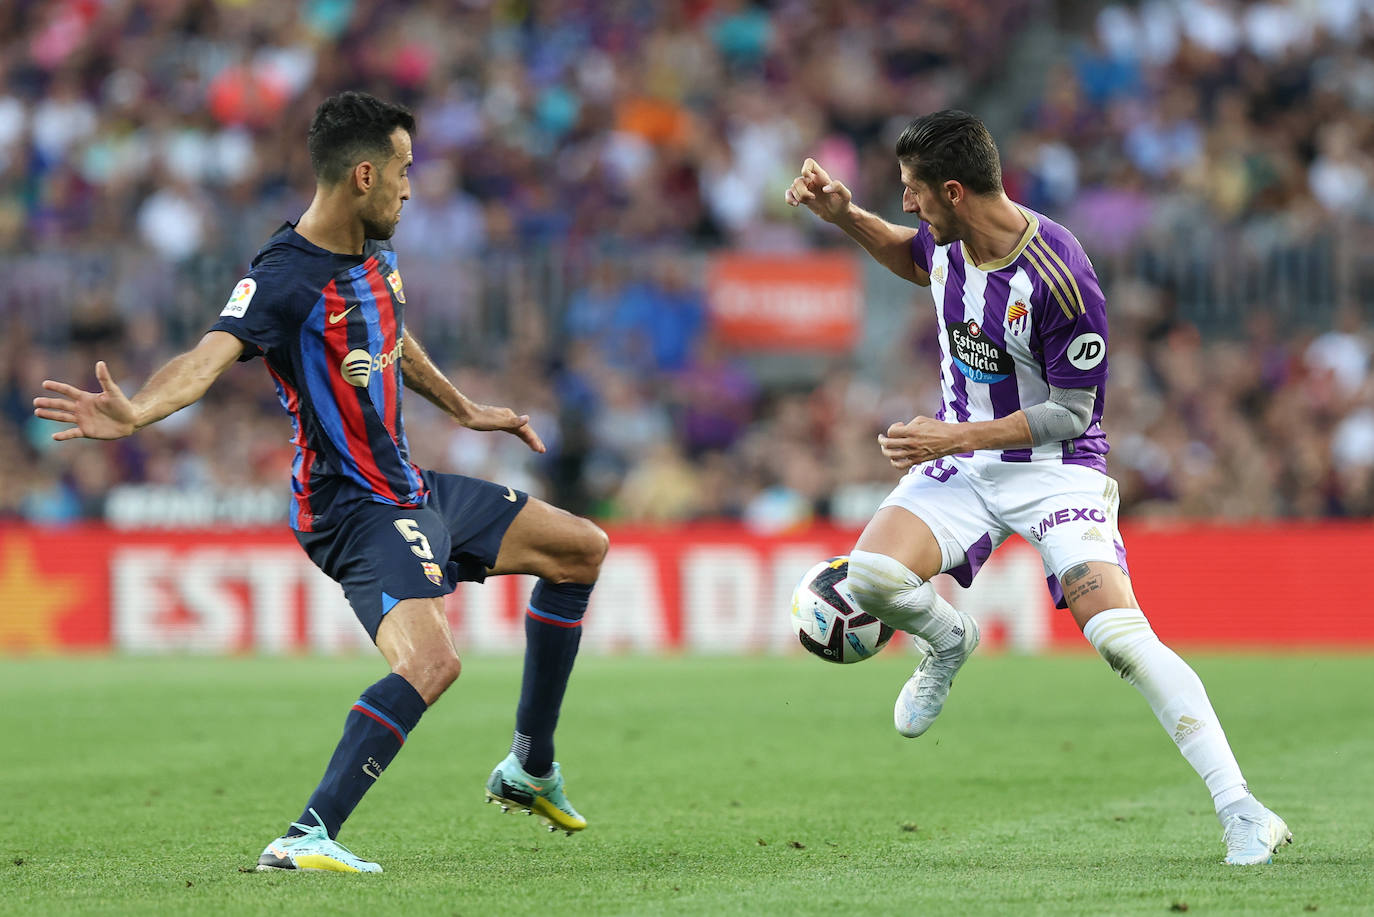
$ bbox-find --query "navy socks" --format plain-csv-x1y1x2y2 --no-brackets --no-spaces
288,672,428,839
514,580,592,777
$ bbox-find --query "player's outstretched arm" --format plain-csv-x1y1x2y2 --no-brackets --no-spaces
33,331,243,441
785,158,929,286
399,329,545,454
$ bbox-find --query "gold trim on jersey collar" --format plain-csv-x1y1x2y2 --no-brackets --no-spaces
961,204,1038,272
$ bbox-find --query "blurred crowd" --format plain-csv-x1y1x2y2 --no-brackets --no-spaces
1,0,1372,527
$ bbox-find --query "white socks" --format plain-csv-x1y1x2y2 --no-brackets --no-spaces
1083,608,1251,814
846,550,966,653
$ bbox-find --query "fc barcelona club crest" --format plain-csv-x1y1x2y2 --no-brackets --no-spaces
421,561,443,585
1007,299,1029,336
386,270,406,303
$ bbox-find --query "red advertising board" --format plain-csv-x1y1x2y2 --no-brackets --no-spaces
706,253,862,351
1,522,1370,654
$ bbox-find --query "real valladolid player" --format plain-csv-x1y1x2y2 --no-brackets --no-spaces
34,92,608,873
786,110,1291,866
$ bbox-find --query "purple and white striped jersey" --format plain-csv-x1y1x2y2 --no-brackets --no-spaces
911,205,1110,471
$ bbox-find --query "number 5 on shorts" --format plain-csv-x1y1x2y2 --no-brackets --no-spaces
393,518,434,559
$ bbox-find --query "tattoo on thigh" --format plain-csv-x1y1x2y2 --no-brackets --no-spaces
1065,574,1104,606
1061,563,1092,586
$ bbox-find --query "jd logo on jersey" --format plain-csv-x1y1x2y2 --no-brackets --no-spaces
949,320,1013,384
1067,332,1105,370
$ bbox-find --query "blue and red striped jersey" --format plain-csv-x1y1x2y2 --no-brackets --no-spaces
210,224,426,531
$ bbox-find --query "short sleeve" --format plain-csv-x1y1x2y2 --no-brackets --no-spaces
208,267,293,361
909,222,935,275
1035,253,1110,389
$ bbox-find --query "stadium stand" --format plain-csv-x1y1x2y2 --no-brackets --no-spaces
1,0,1371,525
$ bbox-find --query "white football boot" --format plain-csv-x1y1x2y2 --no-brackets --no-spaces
1222,805,1292,865
894,613,980,738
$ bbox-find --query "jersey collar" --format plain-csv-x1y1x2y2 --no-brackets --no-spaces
960,205,1039,273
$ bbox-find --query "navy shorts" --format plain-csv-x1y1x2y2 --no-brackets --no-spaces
296,469,529,641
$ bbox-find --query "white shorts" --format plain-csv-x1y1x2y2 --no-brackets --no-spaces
878,454,1127,608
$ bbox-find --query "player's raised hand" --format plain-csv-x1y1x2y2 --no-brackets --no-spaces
460,403,547,454
878,416,964,469
784,158,853,223
33,361,138,441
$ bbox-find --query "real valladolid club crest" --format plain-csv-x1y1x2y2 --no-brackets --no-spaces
1007,299,1029,335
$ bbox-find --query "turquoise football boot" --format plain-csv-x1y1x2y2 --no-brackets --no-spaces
485,753,587,835
256,809,382,873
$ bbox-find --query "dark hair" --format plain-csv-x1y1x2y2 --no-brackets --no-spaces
895,110,1002,195
307,92,416,185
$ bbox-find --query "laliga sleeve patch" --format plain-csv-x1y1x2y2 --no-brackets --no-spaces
1066,332,1106,370
220,278,257,318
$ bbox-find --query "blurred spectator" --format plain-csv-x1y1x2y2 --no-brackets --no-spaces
2,0,1373,527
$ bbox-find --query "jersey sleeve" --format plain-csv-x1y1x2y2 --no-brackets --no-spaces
1034,251,1110,389
207,261,296,361
909,222,935,275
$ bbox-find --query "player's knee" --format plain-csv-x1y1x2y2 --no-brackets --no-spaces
1082,608,1156,681
394,649,462,703
552,518,608,583
846,550,931,617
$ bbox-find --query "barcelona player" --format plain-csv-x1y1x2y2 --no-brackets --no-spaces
34,92,607,873
786,110,1290,865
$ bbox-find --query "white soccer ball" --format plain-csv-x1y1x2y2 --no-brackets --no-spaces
791,556,894,664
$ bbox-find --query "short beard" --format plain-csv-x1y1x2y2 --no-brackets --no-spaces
361,214,396,241
927,212,962,246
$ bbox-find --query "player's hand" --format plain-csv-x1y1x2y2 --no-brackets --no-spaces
460,404,547,454
878,416,965,470
33,361,138,441
784,158,853,223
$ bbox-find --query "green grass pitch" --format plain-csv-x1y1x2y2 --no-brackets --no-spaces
2,651,1371,916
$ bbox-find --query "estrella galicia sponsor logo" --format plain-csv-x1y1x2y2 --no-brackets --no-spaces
1030,506,1108,541
949,320,1013,384
340,337,405,387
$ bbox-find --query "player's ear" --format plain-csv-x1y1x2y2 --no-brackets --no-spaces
353,159,375,193
943,179,963,208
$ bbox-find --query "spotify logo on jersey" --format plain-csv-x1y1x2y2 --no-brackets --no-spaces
342,349,373,387
340,338,405,387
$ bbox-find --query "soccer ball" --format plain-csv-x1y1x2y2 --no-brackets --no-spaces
791,557,894,664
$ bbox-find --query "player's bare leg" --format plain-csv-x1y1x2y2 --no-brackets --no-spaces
376,596,463,704
483,498,608,834
847,507,980,738
257,598,454,873
1067,562,1291,865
